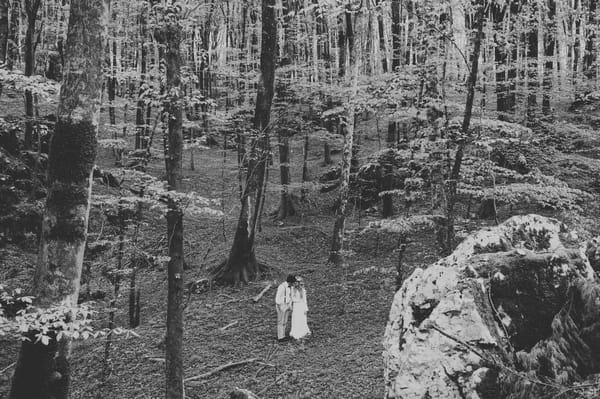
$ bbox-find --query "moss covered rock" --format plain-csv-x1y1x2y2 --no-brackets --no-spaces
383,214,600,399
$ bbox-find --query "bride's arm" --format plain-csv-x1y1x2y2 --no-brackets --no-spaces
304,289,308,312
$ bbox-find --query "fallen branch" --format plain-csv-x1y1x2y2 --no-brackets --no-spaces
0,362,15,374
219,321,238,331
253,283,273,303
254,361,276,377
184,358,259,382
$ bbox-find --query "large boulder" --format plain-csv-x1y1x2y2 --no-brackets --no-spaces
383,214,600,399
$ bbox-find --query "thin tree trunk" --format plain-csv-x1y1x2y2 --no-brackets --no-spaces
445,0,486,256
135,3,148,150
108,40,117,125
9,2,107,398
328,114,354,265
382,121,397,218
0,1,7,65
24,0,41,150
543,1,556,114
584,0,597,71
100,201,125,392
301,132,309,200
391,0,401,70
277,128,295,219
0,0,8,98
323,141,332,164
6,0,19,70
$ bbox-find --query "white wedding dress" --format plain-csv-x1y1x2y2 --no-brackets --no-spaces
290,287,311,339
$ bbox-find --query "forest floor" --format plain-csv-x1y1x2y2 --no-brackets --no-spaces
3,89,600,398
0,105,437,398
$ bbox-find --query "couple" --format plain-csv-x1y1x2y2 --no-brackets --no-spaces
275,274,310,342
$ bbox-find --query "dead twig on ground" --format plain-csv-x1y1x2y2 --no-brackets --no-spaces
252,283,273,302
184,358,260,382
0,362,15,374
219,321,238,331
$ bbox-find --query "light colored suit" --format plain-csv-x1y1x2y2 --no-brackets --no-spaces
275,282,292,339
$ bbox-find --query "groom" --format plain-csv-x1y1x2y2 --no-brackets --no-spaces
275,274,297,342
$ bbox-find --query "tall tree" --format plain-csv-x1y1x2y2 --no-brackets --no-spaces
328,30,360,265
154,2,185,398
9,1,108,398
213,0,277,285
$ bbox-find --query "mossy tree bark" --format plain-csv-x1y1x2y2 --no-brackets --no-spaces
156,3,185,398
9,1,107,398
213,0,276,286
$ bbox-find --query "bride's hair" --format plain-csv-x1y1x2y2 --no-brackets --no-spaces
295,277,305,297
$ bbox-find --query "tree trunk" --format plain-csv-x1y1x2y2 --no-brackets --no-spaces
6,0,19,70
584,0,597,71
493,2,516,118
376,0,388,72
302,132,309,200
0,0,8,65
526,3,539,120
277,128,295,219
0,0,7,99
158,4,185,399
391,0,401,70
382,121,397,218
108,39,117,126
214,0,276,286
555,0,568,88
542,1,556,115
323,141,332,165
445,0,486,256
328,117,354,265
9,1,107,398
23,0,41,150
135,4,148,150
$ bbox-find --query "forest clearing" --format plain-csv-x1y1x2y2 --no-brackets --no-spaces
2,0,600,398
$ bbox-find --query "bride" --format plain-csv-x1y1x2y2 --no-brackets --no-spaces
290,277,311,340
